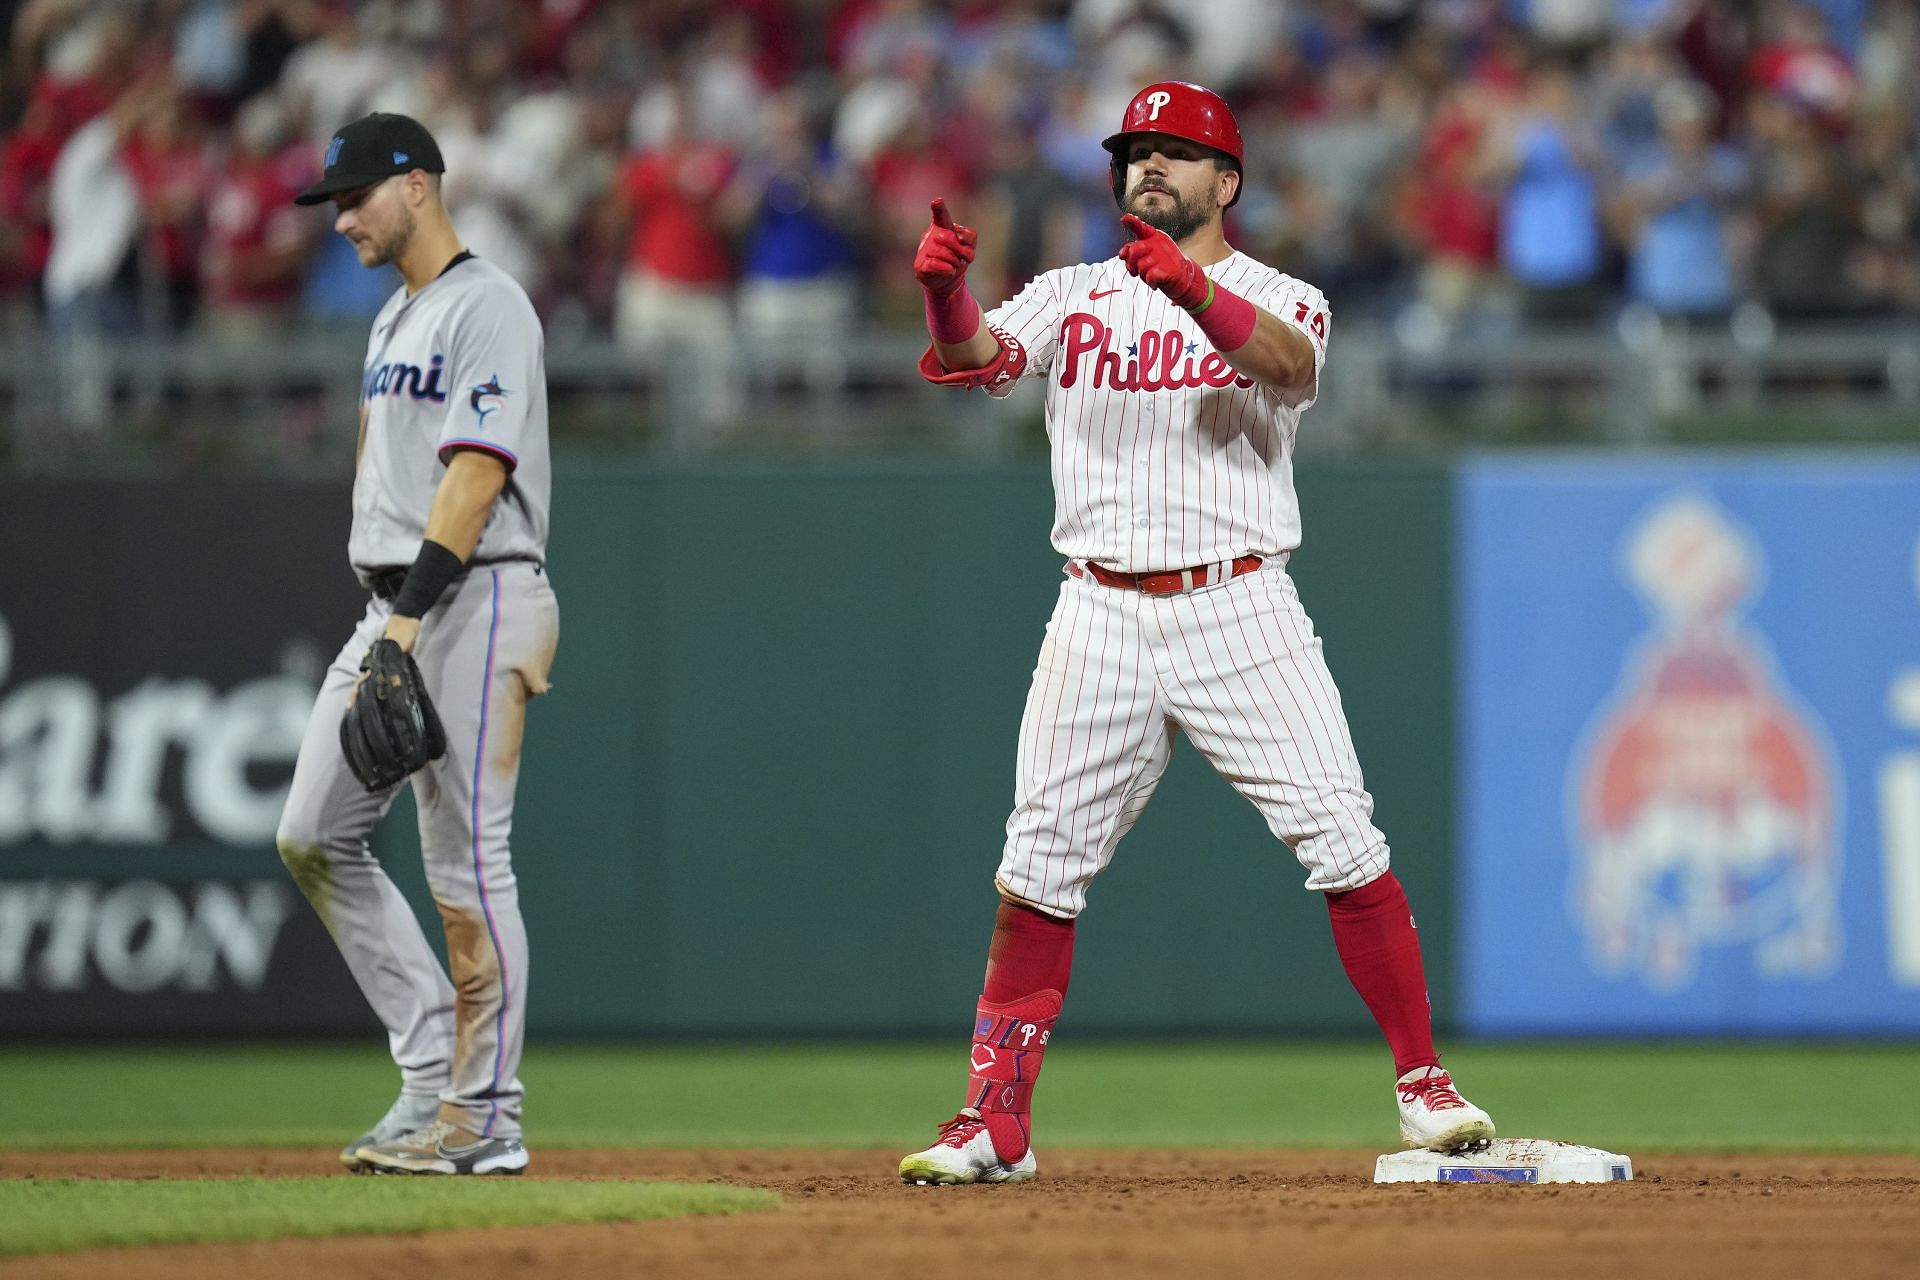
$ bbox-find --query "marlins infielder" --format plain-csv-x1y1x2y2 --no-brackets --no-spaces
899,82,1494,1185
277,113,558,1176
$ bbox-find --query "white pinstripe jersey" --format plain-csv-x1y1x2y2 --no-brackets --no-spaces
982,250,1329,574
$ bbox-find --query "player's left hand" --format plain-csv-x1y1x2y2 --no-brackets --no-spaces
348,616,422,707
382,614,421,654
1118,214,1209,309
915,198,978,297
339,638,447,792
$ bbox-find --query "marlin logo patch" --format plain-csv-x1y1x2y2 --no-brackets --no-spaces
325,137,344,168
393,151,410,165
470,375,509,425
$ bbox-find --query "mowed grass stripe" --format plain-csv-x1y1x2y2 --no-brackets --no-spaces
0,1177,777,1257
0,1042,1915,1153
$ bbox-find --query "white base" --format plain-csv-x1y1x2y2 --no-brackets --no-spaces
1374,1138,1632,1185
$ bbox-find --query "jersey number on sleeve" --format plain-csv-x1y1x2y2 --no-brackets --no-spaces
1293,301,1328,343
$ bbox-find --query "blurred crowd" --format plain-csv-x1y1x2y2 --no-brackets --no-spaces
2,0,1917,356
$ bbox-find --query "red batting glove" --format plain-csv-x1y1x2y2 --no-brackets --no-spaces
914,198,978,297
1117,213,1210,310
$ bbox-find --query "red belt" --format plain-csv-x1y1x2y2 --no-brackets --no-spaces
1069,555,1263,596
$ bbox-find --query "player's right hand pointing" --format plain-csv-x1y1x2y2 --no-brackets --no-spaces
914,198,977,296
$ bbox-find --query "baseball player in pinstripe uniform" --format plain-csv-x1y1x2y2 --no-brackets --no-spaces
899,82,1494,1186
276,114,558,1176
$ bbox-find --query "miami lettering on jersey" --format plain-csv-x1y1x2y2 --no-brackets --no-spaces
363,354,448,403
1056,313,1256,391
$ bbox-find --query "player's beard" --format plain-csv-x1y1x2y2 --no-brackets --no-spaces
363,204,417,268
1127,180,1214,243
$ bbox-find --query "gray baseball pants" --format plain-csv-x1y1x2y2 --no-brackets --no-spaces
277,561,558,1140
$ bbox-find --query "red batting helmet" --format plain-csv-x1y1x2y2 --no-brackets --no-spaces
1101,81,1245,208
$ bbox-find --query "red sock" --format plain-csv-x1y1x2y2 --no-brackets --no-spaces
983,901,1074,1002
971,901,1072,1161
1326,872,1440,1078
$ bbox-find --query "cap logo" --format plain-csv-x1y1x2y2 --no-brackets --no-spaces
393,151,409,164
325,136,344,168
1145,89,1172,120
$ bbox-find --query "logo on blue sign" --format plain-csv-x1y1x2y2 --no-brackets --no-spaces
1569,492,1842,990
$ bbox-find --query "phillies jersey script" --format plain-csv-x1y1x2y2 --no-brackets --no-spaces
982,251,1328,573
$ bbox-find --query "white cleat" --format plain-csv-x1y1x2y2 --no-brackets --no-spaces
1396,1065,1496,1153
898,1108,1038,1186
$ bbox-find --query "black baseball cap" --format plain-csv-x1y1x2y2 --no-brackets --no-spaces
294,113,445,206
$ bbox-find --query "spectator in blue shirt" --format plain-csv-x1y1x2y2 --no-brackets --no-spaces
1611,80,1748,317
725,90,863,374
1489,62,1606,318
301,228,395,329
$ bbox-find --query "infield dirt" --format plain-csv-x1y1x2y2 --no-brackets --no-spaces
3,1148,1916,1279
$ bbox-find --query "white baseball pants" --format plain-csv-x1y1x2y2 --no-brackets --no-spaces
997,559,1389,918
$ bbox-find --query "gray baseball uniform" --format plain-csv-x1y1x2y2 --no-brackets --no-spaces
277,253,557,1141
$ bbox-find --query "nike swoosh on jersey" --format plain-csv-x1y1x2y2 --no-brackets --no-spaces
1089,288,1123,300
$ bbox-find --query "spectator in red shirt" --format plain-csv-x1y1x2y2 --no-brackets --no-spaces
599,79,739,424
118,77,215,331
199,94,320,339
866,104,973,324
1748,1,1857,135
0,7,139,328
1395,80,1508,328
599,78,741,429
0,94,66,329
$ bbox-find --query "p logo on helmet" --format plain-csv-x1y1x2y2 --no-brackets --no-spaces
1100,80,1245,209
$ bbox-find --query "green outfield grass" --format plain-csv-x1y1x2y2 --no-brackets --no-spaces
0,1041,1914,1154
0,1177,776,1257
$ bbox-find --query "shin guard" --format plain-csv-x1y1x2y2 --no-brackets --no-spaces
968,989,1062,1163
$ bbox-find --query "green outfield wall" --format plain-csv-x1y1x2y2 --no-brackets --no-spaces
0,464,1454,1038
375,461,1457,1037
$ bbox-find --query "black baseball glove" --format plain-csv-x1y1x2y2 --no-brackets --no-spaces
339,638,447,791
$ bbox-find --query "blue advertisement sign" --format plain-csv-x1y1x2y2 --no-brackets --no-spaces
1458,456,1920,1033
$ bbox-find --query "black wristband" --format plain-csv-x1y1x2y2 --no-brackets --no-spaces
391,539,464,619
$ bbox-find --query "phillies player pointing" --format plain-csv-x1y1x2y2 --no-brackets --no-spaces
900,82,1494,1186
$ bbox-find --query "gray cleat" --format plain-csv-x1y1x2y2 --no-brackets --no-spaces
357,1119,530,1176
341,1092,442,1173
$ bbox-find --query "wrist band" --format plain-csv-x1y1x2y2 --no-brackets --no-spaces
1186,278,1257,352
925,282,982,345
1183,278,1217,315
391,539,464,619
